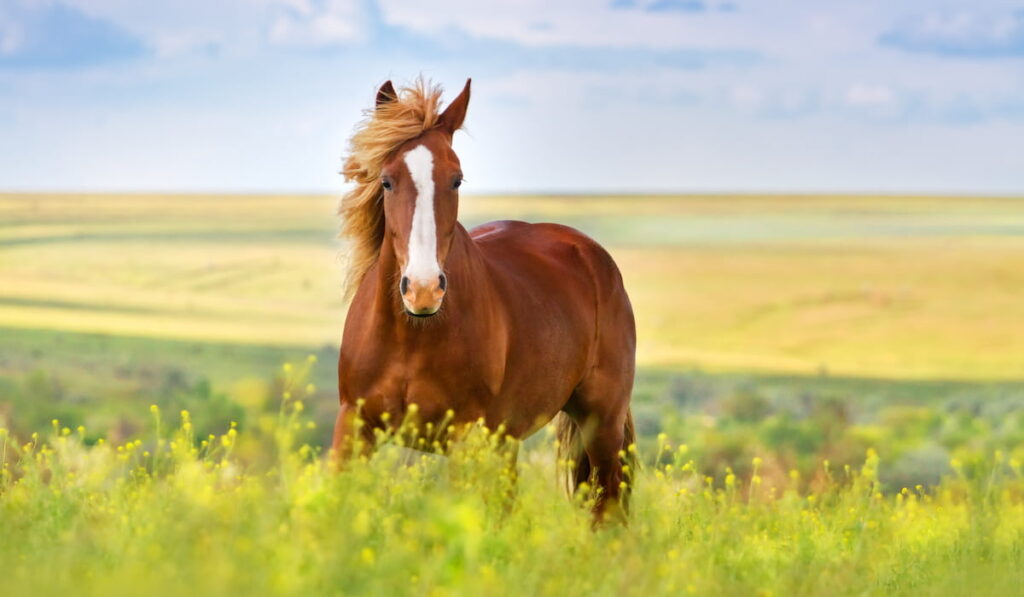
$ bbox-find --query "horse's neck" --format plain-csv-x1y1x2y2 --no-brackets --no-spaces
367,224,507,394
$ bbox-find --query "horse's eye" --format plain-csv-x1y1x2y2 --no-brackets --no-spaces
382,179,392,191
452,178,462,190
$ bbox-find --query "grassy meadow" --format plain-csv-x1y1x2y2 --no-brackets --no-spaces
2,192,1024,594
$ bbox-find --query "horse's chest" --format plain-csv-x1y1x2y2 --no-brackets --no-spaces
341,345,494,424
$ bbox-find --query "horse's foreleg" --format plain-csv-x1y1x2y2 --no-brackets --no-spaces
330,401,375,468
497,435,520,516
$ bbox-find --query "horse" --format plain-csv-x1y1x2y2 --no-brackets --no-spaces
333,77,637,520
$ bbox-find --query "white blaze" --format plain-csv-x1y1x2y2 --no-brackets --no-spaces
402,145,439,283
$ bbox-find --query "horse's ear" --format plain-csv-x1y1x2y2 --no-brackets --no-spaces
437,78,471,135
376,80,397,109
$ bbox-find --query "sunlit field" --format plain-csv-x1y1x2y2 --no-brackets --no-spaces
2,193,1024,594
4,193,1024,377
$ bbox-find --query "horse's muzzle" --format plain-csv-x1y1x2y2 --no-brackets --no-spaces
401,273,446,317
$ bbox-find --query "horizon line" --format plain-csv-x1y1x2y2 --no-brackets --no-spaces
2,189,1024,200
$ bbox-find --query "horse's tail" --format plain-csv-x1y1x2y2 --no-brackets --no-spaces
555,413,588,495
556,409,638,509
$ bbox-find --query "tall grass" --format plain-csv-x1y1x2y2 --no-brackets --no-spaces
1,396,1021,596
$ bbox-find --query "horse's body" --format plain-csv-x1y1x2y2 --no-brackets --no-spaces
334,78,636,518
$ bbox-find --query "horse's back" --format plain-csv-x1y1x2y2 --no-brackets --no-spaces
470,220,627,294
470,220,613,270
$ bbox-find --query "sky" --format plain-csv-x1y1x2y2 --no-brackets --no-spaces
0,0,1023,195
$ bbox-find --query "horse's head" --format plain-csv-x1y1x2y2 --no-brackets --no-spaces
377,79,470,317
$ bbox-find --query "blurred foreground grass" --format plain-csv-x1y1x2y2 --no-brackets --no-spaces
1,398,1022,596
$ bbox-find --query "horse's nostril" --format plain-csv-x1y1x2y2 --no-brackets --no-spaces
438,273,447,292
400,276,409,295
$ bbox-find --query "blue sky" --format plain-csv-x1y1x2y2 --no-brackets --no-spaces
1,0,1022,194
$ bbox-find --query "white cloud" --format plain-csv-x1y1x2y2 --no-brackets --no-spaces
268,0,368,46
55,0,368,56
845,84,894,107
0,22,24,55
882,9,1024,56
56,0,261,56
729,85,763,110
377,0,766,51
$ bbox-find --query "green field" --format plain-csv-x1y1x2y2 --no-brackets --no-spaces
2,192,1023,594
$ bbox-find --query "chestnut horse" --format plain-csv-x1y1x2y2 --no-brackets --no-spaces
333,78,637,519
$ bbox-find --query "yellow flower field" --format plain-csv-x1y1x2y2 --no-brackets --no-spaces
2,404,1022,596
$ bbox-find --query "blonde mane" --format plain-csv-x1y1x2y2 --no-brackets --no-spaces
339,78,444,298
